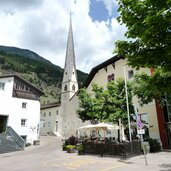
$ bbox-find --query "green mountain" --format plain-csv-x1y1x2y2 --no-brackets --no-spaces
0,45,88,103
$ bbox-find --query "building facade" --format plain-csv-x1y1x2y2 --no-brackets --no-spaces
0,74,43,144
84,55,171,149
40,102,61,136
40,18,171,149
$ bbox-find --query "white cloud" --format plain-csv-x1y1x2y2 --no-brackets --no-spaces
0,0,126,73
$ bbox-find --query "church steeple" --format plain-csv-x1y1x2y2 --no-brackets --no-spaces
61,14,78,101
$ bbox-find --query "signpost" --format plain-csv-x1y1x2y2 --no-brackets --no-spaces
134,105,148,165
137,129,145,135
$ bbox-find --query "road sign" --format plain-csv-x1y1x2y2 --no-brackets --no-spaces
137,117,143,129
137,129,145,134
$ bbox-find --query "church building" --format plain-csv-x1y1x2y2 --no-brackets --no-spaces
40,16,85,137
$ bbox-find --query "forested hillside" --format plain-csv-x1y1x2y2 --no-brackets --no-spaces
0,46,88,103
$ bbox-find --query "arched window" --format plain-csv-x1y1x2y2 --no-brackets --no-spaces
111,73,114,80
72,84,75,91
64,85,67,91
107,73,115,82
107,75,111,82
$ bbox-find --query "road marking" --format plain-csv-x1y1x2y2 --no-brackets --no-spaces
100,163,127,171
42,156,127,170
62,159,94,169
42,156,75,164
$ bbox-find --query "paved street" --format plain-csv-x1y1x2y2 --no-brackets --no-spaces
0,136,171,171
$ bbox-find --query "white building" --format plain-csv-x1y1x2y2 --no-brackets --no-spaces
40,101,60,136
0,74,43,144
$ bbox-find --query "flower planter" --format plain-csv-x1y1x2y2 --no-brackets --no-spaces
67,148,76,153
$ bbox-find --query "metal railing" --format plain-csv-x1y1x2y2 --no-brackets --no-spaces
6,126,25,149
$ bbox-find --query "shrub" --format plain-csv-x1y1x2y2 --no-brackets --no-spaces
66,145,76,149
77,144,84,155
62,144,67,151
148,138,161,152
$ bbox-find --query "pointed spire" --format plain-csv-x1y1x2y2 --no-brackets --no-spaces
61,14,78,100
64,13,77,77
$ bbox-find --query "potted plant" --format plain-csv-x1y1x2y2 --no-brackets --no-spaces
62,144,67,151
77,144,84,155
66,145,76,153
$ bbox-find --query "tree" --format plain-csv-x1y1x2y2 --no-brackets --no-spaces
77,78,134,126
77,88,94,122
115,0,171,104
105,79,134,125
133,69,171,105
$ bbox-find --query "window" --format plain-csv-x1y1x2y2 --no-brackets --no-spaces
22,102,27,109
44,113,46,117
43,123,46,127
64,85,67,91
48,121,51,127
26,86,29,91
56,110,58,115
128,70,134,79
107,73,115,82
111,74,114,80
72,84,75,91
107,75,111,82
0,82,5,90
49,112,51,116
21,119,27,126
56,121,58,131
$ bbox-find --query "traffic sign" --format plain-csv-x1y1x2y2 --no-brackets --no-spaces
137,117,143,129
137,129,145,134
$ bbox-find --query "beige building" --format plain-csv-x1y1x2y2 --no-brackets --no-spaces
40,17,171,149
84,56,171,149
85,56,159,139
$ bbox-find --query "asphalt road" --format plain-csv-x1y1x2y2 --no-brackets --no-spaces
0,136,171,171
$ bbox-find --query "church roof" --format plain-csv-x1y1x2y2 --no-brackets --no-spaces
84,55,124,88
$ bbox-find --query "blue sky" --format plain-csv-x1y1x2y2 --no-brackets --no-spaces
89,0,118,22
0,0,126,73
89,0,109,21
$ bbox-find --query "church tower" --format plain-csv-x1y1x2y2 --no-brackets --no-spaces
61,15,78,103
59,15,79,137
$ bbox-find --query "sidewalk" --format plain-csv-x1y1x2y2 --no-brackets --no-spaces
117,151,171,171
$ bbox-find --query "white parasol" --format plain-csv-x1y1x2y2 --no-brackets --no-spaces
78,122,119,131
